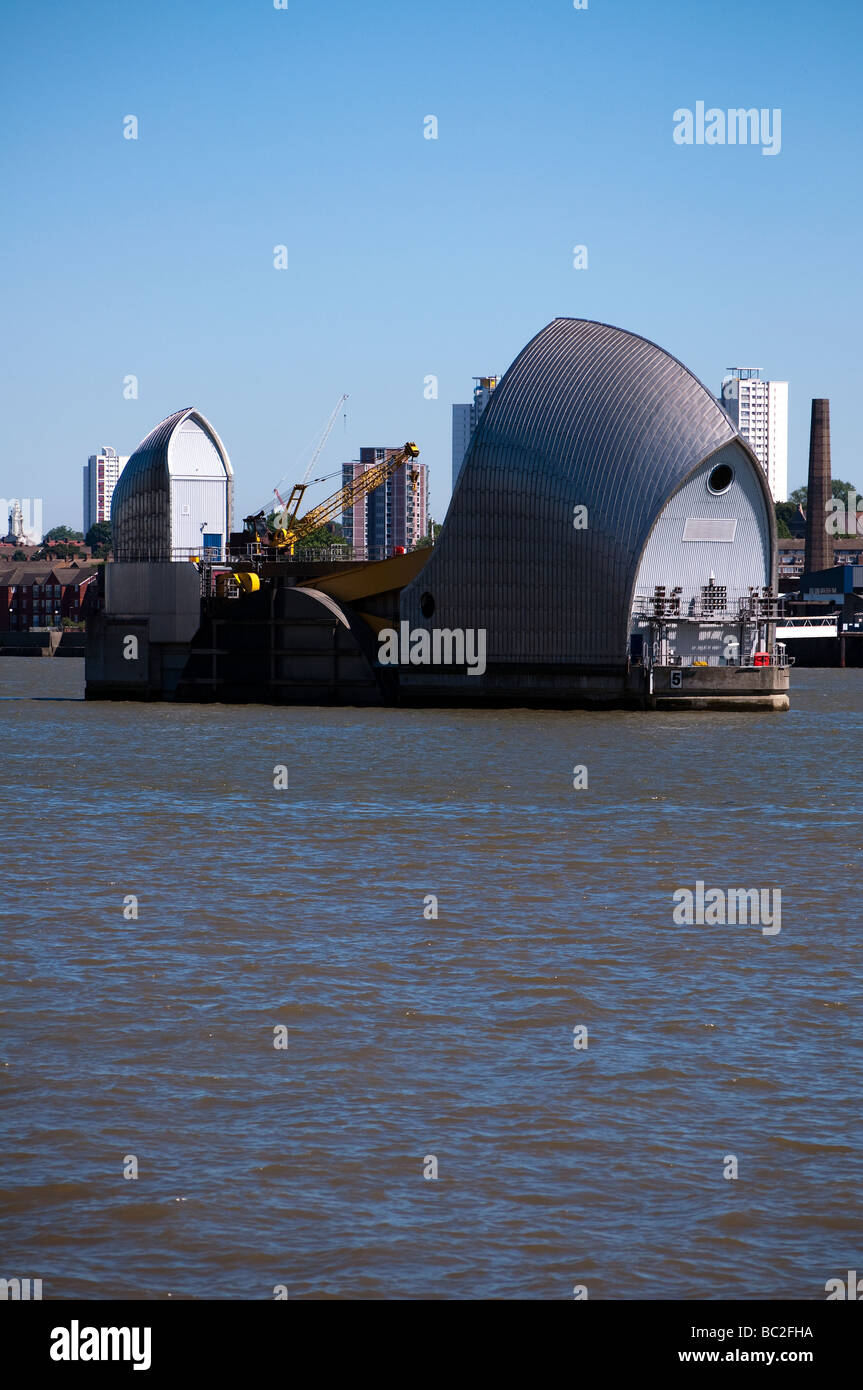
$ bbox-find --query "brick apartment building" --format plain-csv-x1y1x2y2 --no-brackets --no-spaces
0,564,99,631
778,539,863,581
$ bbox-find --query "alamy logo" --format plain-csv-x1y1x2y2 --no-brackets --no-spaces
825,493,863,536
378,622,487,676
672,881,781,936
825,1270,863,1300
1,1277,42,1300
50,1321,152,1372
673,102,781,156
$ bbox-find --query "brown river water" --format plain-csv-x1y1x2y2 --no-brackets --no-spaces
1,660,861,1298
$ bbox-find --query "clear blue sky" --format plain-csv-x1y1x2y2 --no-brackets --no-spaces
1,0,860,531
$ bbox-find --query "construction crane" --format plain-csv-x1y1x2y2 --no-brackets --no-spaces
253,393,349,522
244,442,420,556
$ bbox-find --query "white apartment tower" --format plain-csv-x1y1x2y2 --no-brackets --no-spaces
452,375,499,489
720,368,788,502
83,447,128,533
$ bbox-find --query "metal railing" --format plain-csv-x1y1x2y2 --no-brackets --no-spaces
632,587,785,622
112,547,224,564
764,645,794,668
654,645,793,671
111,542,434,566
224,543,422,565
775,614,838,629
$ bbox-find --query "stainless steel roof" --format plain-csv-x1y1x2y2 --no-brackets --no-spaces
401,318,776,669
111,409,232,561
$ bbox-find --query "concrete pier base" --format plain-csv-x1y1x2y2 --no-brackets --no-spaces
650,664,790,711
84,566,792,711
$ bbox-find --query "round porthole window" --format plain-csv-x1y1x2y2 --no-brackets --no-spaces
420,592,435,619
707,462,734,495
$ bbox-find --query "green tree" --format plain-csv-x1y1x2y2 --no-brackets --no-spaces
297,523,351,552
789,479,860,512
415,522,442,549
44,525,84,542
774,501,804,536
267,513,350,552
85,520,112,555
12,549,27,561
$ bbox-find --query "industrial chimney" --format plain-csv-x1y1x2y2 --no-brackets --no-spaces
804,398,831,574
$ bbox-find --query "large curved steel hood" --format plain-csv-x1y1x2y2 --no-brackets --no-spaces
401,318,775,668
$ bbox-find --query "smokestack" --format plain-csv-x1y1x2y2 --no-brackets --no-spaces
804,398,831,574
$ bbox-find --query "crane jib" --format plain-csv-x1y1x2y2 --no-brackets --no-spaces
279,443,419,551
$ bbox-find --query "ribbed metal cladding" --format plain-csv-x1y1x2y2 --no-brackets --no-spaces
402,318,771,669
634,443,771,601
804,399,831,574
112,409,191,561
112,408,233,561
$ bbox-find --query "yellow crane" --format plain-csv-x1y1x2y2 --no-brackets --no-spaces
247,442,420,556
